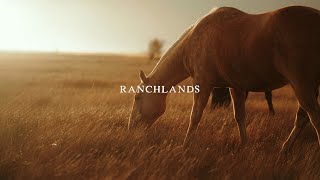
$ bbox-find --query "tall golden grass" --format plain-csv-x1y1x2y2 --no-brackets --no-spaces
0,53,319,179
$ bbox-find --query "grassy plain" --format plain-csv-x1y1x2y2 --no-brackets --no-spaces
0,53,319,179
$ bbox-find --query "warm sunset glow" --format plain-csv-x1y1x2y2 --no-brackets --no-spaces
0,0,319,53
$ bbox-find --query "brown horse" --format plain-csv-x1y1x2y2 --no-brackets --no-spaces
129,6,320,153
211,88,275,115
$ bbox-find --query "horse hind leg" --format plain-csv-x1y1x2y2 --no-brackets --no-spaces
307,88,320,146
281,106,309,153
282,84,320,153
265,91,275,115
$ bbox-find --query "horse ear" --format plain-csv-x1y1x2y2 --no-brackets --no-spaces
139,70,149,84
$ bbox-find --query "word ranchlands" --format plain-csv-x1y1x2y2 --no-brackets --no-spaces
120,85,200,94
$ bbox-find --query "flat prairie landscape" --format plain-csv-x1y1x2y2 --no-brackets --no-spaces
0,53,319,179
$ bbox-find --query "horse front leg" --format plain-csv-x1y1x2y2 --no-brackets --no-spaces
183,84,211,146
230,88,248,145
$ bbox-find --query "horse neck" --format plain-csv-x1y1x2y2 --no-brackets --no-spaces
148,25,194,89
148,52,189,88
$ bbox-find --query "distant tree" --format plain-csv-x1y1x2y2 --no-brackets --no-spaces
148,38,164,61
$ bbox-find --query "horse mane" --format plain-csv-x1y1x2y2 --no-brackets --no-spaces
148,24,195,77
209,6,220,13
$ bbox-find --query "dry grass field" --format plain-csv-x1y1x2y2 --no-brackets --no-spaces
0,53,319,179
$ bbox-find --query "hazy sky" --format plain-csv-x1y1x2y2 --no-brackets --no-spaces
1,0,320,53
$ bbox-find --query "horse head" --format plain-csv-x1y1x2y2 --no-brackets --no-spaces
128,70,166,130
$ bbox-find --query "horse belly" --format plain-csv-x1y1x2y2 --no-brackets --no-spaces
214,47,287,91
218,28,287,91
240,78,287,92
223,65,288,91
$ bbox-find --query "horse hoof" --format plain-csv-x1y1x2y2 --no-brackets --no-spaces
269,111,276,116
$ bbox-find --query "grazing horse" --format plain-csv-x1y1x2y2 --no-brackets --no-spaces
129,6,320,153
211,88,275,115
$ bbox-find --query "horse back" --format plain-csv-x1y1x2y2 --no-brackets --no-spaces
185,6,320,90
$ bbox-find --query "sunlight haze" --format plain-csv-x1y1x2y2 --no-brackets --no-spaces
0,0,320,53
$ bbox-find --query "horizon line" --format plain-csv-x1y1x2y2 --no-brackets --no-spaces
0,50,149,56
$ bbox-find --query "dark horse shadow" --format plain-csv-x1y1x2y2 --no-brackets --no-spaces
210,88,275,115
